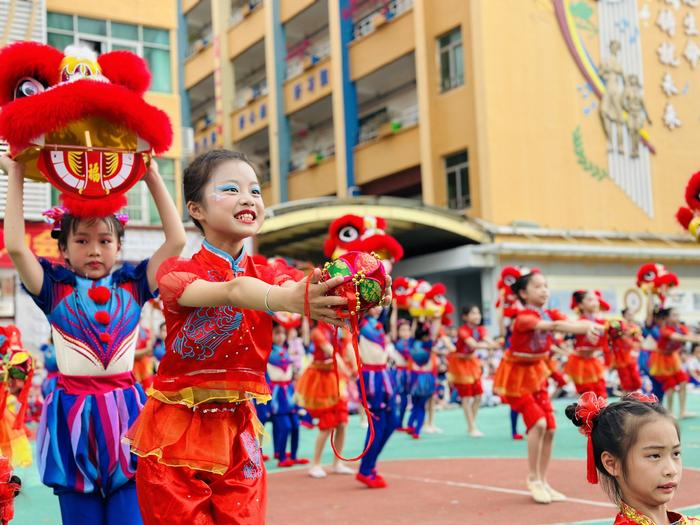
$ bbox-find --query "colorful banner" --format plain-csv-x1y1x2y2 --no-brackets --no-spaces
0,221,61,268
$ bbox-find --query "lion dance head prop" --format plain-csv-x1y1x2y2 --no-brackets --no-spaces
0,42,172,217
636,262,679,304
676,171,700,242
323,214,404,273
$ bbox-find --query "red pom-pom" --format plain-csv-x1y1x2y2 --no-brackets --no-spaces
94,311,110,325
676,206,694,229
99,333,111,344
88,286,111,305
61,193,127,218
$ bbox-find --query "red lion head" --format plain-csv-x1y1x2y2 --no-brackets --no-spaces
676,171,700,242
0,42,172,216
636,263,679,302
323,214,404,272
393,276,418,310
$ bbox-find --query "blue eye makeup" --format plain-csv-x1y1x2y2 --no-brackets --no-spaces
215,184,239,192
251,186,261,195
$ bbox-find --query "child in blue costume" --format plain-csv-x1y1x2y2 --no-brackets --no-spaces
389,305,414,431
268,323,309,468
407,323,437,439
1,156,186,525
356,306,396,489
39,335,59,398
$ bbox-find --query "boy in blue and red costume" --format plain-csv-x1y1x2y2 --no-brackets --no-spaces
268,323,308,468
406,323,437,439
356,306,396,488
389,305,413,431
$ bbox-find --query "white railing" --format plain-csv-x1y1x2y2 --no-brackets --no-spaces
358,102,418,145
233,78,268,110
186,28,212,59
230,0,263,28
290,141,335,172
285,33,330,80
352,0,413,41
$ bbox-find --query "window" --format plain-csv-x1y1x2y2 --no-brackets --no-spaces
445,150,470,209
47,13,172,92
437,27,464,92
124,159,177,225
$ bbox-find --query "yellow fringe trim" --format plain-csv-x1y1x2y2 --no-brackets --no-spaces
147,386,271,407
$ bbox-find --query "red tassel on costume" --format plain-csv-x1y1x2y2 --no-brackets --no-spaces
12,369,33,431
586,436,598,484
94,311,110,325
88,286,111,305
99,333,111,344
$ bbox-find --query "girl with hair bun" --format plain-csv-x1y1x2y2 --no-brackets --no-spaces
493,270,602,504
565,290,609,398
566,392,695,525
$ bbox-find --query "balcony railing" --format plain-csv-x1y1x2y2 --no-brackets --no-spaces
358,102,418,144
290,141,335,172
351,0,412,41
186,27,213,59
285,34,331,80
233,78,268,110
230,0,263,28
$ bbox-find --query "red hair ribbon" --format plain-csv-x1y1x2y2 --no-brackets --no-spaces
627,391,659,404
575,392,607,484
303,273,375,461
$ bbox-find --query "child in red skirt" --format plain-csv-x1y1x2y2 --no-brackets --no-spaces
494,271,601,504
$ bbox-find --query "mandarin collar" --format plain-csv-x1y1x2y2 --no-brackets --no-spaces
201,240,246,274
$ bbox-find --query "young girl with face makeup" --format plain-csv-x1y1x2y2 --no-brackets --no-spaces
126,150,391,524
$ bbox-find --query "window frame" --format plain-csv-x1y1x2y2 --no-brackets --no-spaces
444,150,470,210
47,14,171,92
437,26,464,93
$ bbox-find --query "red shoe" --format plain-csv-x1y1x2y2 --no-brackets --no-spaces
371,470,386,484
293,458,310,465
278,458,295,468
396,427,409,433
356,472,387,489
411,433,420,439
274,452,280,459
512,433,524,441
262,454,270,461
405,427,415,434
301,421,315,429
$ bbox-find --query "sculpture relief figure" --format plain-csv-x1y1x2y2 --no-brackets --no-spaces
621,74,652,159
599,40,626,155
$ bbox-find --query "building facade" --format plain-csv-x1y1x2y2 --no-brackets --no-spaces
0,0,195,349
183,0,700,328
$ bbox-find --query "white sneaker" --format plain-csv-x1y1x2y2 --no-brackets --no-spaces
468,429,484,438
359,421,369,429
526,479,551,504
308,465,327,479
331,463,355,475
544,483,566,502
423,426,437,434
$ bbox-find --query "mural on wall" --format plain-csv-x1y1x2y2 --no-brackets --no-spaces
554,0,656,217
555,0,700,219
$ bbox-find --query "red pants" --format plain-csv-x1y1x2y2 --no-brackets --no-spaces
455,381,483,397
135,428,266,525
616,364,642,392
505,389,556,431
573,379,607,398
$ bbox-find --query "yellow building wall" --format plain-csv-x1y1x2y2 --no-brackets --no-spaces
47,0,177,28
280,0,316,23
354,125,420,185
416,0,480,214
472,0,698,234
288,159,338,201
228,6,266,59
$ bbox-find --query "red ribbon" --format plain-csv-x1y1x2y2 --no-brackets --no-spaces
575,392,607,484
12,369,33,431
303,273,375,461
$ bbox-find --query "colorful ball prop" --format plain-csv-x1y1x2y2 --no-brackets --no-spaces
322,251,387,315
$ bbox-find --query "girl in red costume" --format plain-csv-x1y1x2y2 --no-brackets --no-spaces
608,315,643,395
647,307,700,418
294,321,355,479
448,305,499,437
126,150,353,525
566,393,696,525
493,270,601,504
564,290,609,398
